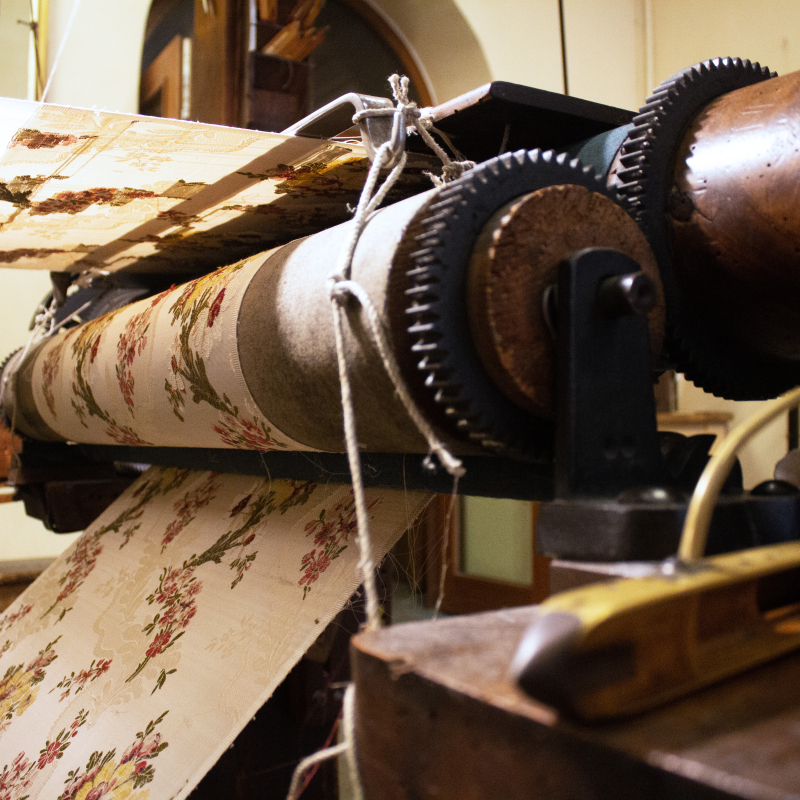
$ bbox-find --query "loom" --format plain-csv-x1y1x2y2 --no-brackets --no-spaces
1,57,800,798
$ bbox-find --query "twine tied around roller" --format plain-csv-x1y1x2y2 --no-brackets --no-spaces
328,75,469,633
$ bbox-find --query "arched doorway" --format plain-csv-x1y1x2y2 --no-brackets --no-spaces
139,0,490,128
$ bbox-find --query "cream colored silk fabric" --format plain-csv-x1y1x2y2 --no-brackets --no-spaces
30,254,311,451
0,467,429,799
0,100,429,275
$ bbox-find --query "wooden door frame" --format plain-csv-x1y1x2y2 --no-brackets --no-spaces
421,495,550,615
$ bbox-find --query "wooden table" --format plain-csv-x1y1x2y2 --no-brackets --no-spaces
352,607,800,800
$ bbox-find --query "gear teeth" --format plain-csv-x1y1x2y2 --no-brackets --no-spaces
402,151,608,459
616,55,785,398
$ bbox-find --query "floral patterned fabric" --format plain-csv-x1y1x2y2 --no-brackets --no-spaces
31,254,311,450
0,467,429,799
0,99,432,274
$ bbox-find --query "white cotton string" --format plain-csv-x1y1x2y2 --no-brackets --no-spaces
40,0,83,103
331,279,466,479
329,75,469,631
330,296,384,631
341,683,364,800
286,742,348,800
352,74,475,186
433,477,461,619
285,684,364,800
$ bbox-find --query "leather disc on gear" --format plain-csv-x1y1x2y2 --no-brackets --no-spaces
402,149,622,460
611,57,797,399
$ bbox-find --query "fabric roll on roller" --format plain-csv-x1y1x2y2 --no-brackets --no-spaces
2,150,664,461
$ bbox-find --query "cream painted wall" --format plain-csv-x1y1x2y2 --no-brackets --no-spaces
367,0,564,103
44,0,150,111
650,0,800,84
0,0,35,100
453,0,564,92
561,0,647,110
367,0,490,103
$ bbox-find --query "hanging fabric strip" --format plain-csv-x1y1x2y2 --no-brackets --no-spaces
0,467,430,799
0,100,434,274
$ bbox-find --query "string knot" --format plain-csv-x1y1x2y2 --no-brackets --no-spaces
328,277,360,307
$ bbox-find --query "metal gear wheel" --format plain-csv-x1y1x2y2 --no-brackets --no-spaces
403,148,622,460
612,57,798,399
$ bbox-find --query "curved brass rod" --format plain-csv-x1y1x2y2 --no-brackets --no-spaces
678,385,800,561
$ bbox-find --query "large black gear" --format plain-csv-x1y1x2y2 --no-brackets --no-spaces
612,57,799,399
403,149,620,460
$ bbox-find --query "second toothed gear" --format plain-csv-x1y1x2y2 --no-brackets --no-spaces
611,57,799,399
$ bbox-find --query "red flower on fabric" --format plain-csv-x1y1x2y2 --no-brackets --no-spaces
229,494,252,517
37,740,63,769
145,630,172,659
207,289,225,327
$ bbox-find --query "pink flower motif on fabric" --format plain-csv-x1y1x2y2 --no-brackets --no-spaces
213,413,285,452
162,261,291,451
115,289,169,416
299,491,382,598
41,337,67,419
207,288,224,327
126,567,201,692
160,472,221,551
67,310,153,445
58,711,167,800
0,604,32,635
44,536,103,619
51,658,112,702
0,709,88,797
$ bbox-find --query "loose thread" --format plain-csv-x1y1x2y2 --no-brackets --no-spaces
433,476,460,619
341,683,364,800
285,684,363,800
286,742,348,800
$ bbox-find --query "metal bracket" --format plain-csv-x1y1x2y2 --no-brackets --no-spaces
553,247,665,498
281,93,395,163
